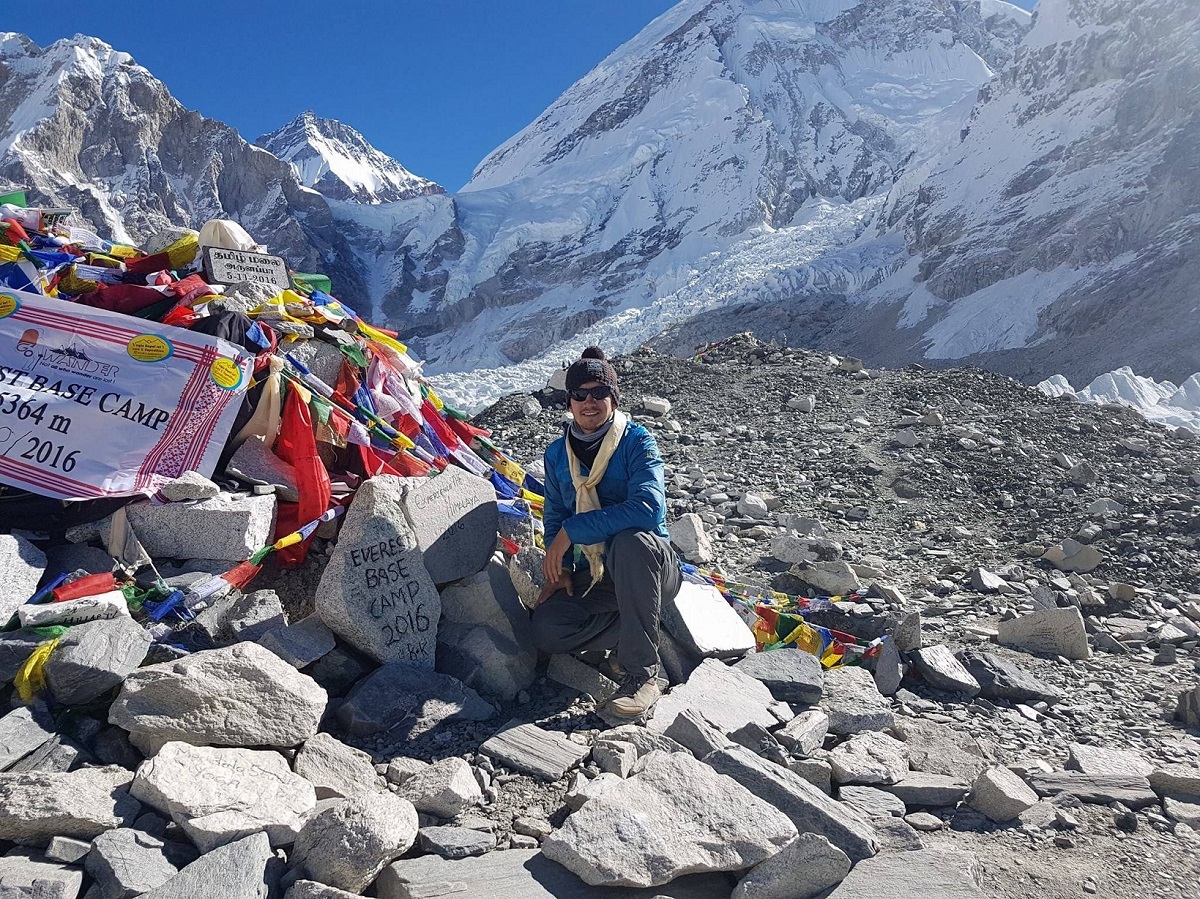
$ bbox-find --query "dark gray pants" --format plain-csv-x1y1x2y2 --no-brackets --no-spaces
529,529,681,680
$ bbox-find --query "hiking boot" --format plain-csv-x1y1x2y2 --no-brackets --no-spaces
604,674,663,719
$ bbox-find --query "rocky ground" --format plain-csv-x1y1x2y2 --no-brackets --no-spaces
0,333,1198,898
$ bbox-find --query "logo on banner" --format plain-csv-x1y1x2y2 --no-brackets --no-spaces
0,294,19,320
127,335,174,363
209,357,244,391
37,338,120,383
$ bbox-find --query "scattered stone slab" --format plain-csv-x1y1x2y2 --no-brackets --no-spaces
131,742,316,852
1027,771,1159,808
294,733,382,800
776,709,829,756
1066,743,1153,778
957,651,1063,704
417,825,496,859
44,616,151,706
910,646,980,696
997,606,1089,660
126,493,277,562
258,615,336,668
882,773,971,807
824,850,983,898
0,707,55,772
288,791,419,892
438,621,535,702
663,581,755,659
565,772,623,811
969,567,1005,592
668,513,714,564
706,745,879,863
85,827,196,898
377,848,733,899
872,817,927,852
829,732,909,786
0,534,46,626
542,751,796,888
0,632,45,684
662,709,736,758
734,648,823,703
1149,765,1200,801
385,757,428,786
839,786,907,819
158,471,220,502
0,850,82,898
1178,684,1200,728
138,832,275,899
402,757,482,817
480,722,590,781
316,477,441,667
546,654,619,702
967,766,1039,823
1163,797,1200,828
732,832,851,899
790,561,860,596
821,666,894,736
44,837,90,865
0,765,138,842
6,733,86,776
195,589,286,646
399,466,499,585
227,437,298,501
1041,538,1104,574
109,643,327,748
285,881,362,899
905,811,945,831
647,658,779,735
595,726,687,761
336,662,494,738
873,637,904,696
890,719,991,780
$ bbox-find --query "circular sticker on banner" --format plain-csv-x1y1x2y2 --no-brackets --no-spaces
0,293,20,319
127,334,174,363
210,357,244,391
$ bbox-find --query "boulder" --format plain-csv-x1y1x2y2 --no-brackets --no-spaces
85,827,196,897
315,476,441,667
997,606,1090,660
776,710,829,756
125,493,277,562
1065,743,1153,778
137,832,276,899
647,658,780,735
872,637,904,696
437,622,535,702
824,850,984,898
967,766,1039,823
258,615,337,668
417,825,497,859
890,719,992,780
910,646,980,696
0,850,83,897
732,833,851,899
480,722,590,781
0,534,45,625
821,666,894,736
44,616,151,706
828,732,909,786
158,471,220,502
294,733,383,800
881,773,971,807
838,786,907,819
0,706,55,771
0,765,138,842
402,757,482,817
790,562,860,596
195,589,286,646
663,582,755,659
398,466,499,585
734,647,823,703
131,742,316,852
109,643,327,747
1041,538,1104,574
227,436,298,500
336,663,495,738
289,791,419,893
1026,771,1158,808
542,751,796,888
957,651,1063,704
668,514,714,564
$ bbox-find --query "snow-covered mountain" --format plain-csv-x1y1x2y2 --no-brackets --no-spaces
256,111,443,204
1039,368,1200,435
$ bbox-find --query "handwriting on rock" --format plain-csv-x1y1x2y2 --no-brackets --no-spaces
347,536,433,656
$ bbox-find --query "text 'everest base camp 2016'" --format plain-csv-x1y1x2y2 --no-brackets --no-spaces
0,0,1199,896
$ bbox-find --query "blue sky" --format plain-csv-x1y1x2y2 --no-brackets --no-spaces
7,0,1036,192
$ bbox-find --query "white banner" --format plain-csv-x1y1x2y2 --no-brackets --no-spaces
0,288,253,501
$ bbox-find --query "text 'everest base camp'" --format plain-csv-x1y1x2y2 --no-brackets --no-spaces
0,0,1199,896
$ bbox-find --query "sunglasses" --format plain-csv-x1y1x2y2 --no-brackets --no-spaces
569,385,613,402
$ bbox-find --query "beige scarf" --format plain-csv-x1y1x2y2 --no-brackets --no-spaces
565,409,628,594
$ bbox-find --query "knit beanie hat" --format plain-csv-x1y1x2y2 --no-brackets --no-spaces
565,346,620,403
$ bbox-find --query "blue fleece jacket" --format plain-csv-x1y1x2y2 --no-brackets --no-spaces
543,418,670,567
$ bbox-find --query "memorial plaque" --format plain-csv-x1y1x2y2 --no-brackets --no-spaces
400,466,499,585
316,476,439,667
202,246,291,291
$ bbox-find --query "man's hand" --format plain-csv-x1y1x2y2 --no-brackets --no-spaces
542,528,573,585
534,572,574,608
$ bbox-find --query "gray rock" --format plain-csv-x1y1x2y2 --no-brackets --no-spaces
480,721,590,781
0,706,55,772
138,832,275,899
873,637,904,696
997,606,1089,660
337,663,494,738
546,654,619,702
1178,684,1200,728
734,648,823,703
45,837,91,865
705,745,879,863
1041,538,1104,574
839,785,907,819
376,848,732,899
662,581,756,659
957,651,1064,704
775,709,829,756
788,757,834,794
662,708,736,758
893,612,922,652
824,850,983,898
384,757,428,785
890,719,992,780
881,773,971,807
158,472,220,503
0,534,45,626
910,646,980,696
647,658,779,735
304,645,371,698
258,616,336,668
542,751,796,888
0,765,138,842
402,757,482,817
92,727,143,772
288,791,419,893
790,561,860,596
109,643,327,748
43,544,116,578
437,622,536,702
967,766,1039,823
1026,771,1159,808
1164,797,1200,828
284,882,361,899
872,817,927,852
821,666,894,736
399,466,499,585
315,476,441,667
5,733,87,776
828,732,909,786
1066,743,1153,777
130,742,316,852
294,733,382,800
125,493,277,562
0,850,82,898
85,827,196,898
195,589,286,646
668,513,715,564
565,772,623,811
44,617,151,706
0,632,45,684
593,740,638,777
417,825,496,859
968,567,1005,592
227,437,298,501
732,832,851,899
1148,765,1200,801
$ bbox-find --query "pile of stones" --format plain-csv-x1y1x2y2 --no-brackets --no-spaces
0,336,1198,898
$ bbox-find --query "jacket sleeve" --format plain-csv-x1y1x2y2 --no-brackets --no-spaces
563,427,665,546
541,441,573,569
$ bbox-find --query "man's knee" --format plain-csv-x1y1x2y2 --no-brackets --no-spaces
610,528,655,560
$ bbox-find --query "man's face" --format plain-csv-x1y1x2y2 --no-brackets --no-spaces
569,380,615,434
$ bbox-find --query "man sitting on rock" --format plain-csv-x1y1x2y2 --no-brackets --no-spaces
530,346,681,719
